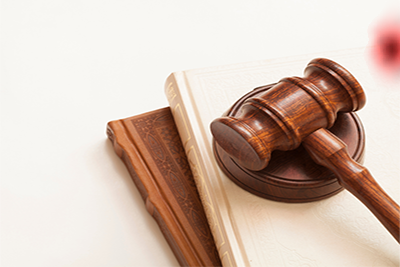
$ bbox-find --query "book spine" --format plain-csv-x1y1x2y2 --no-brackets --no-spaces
164,74,237,267
106,121,191,266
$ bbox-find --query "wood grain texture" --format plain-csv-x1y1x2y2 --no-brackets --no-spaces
212,84,365,203
303,128,400,243
211,58,366,171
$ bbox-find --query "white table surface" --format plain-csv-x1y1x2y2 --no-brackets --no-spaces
1,1,399,266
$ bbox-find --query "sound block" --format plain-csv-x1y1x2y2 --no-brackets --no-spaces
213,84,365,203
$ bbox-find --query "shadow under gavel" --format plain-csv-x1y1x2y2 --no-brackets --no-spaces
210,58,400,243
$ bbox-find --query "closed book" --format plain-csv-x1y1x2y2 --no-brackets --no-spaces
165,48,399,266
107,107,221,267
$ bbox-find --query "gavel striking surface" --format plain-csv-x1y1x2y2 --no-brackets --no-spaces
213,84,365,203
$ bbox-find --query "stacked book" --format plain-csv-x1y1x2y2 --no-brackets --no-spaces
107,48,399,266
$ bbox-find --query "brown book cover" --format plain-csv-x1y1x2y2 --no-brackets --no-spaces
106,107,221,267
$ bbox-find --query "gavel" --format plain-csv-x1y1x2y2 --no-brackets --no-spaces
210,58,400,242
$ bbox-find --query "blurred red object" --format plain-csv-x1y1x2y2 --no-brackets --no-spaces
370,15,400,78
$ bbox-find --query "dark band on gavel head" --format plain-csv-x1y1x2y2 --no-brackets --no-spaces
210,58,366,171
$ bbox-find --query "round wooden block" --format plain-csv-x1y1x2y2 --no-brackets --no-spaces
213,84,365,203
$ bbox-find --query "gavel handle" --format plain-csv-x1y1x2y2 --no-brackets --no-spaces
303,128,400,243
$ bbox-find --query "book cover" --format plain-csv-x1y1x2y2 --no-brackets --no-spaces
165,48,400,266
107,107,221,267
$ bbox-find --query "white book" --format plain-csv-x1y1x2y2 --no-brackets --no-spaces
165,48,399,267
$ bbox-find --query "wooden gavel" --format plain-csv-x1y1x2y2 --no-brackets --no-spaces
210,58,400,242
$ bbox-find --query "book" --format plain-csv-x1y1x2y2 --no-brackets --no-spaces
165,48,400,266
106,107,221,267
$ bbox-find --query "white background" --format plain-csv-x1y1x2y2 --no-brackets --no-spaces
1,1,399,266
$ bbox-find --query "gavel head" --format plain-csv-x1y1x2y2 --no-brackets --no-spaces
210,58,366,171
